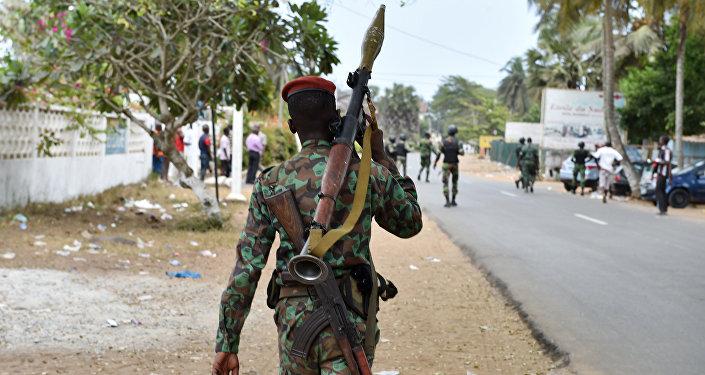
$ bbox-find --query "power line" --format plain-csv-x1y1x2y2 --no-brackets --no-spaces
375,72,503,78
332,1,502,66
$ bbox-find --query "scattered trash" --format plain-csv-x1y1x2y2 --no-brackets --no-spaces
467,371,478,375
138,271,150,275
97,224,107,232
106,319,118,327
118,259,130,264
137,295,153,301
166,270,201,278
87,201,95,209
189,241,199,247
409,265,419,270
128,232,134,236
117,206,126,212
170,251,180,257
34,234,45,240
380,338,390,343
169,259,181,266
189,356,201,361
34,241,47,247
160,213,173,221
81,230,92,239
73,257,87,262
93,236,135,246
166,244,173,249
56,250,71,256
374,371,400,375
130,318,142,326
138,253,151,258
479,325,498,331
87,249,100,255
137,238,154,249
89,243,102,249
115,264,129,270
130,199,162,210
221,201,228,207
200,250,217,258
63,240,82,252
110,223,116,228
13,214,28,223
68,205,83,212
169,194,176,199
19,223,27,230
141,182,147,188
1,252,16,260
423,256,441,263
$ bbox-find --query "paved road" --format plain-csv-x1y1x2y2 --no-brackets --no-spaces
405,153,705,375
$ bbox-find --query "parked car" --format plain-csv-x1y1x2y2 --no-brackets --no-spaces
559,146,646,194
610,161,649,195
640,159,705,208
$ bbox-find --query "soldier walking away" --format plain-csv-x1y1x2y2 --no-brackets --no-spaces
385,134,397,162
212,76,422,375
571,141,593,196
395,133,412,176
653,135,673,215
514,137,525,189
519,137,539,193
592,141,623,203
198,124,212,181
417,131,437,182
434,124,464,207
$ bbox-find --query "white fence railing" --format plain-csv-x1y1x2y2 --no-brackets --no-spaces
0,105,154,209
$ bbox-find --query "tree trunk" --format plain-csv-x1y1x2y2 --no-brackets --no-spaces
603,0,641,198
675,11,688,167
153,128,222,221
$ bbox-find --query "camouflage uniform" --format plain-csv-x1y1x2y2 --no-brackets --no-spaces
439,135,463,202
395,141,411,176
519,144,539,190
417,138,437,181
216,139,422,374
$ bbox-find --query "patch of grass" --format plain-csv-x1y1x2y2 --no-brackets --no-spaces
174,214,231,232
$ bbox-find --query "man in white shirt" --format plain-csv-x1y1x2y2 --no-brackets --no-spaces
592,141,623,203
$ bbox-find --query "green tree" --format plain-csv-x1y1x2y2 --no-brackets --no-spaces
529,0,642,197
641,0,705,165
498,57,530,115
1,0,338,220
377,83,420,138
619,21,705,142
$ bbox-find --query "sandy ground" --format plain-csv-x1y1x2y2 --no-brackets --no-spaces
0,175,560,375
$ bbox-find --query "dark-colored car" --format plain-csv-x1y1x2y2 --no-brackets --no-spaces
610,161,649,195
640,159,705,208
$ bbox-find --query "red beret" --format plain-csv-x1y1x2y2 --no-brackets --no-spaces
281,76,336,102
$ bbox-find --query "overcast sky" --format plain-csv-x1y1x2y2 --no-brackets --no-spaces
320,0,541,101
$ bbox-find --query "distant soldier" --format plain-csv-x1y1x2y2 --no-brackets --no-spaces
571,141,593,196
519,137,539,193
385,134,397,162
514,137,526,189
417,131,437,182
434,125,464,207
395,133,412,176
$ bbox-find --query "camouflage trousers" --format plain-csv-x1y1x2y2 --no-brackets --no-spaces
442,162,459,198
396,156,407,176
418,156,431,178
520,161,537,185
572,163,586,189
274,287,377,374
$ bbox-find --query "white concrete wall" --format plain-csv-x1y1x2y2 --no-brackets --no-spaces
0,105,152,209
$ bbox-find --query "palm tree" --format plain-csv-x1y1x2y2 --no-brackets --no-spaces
498,57,530,115
641,0,705,166
529,0,642,198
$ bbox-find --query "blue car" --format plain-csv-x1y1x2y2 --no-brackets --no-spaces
640,159,705,208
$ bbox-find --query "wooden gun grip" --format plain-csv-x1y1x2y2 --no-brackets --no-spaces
265,189,306,252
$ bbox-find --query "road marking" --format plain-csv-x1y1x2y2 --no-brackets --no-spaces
500,191,518,197
574,213,608,226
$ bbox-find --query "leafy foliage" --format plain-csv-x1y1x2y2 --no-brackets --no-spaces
376,83,420,138
619,21,705,142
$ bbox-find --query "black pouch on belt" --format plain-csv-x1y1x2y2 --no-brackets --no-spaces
266,269,280,309
340,264,398,320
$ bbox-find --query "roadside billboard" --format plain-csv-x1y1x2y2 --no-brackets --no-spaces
541,88,626,150
505,122,542,144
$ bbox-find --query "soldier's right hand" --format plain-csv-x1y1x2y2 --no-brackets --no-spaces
212,352,239,375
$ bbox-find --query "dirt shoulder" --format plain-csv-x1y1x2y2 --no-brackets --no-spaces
1,178,559,375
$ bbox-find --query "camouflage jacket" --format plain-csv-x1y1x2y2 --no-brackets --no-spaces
419,139,437,159
216,139,423,353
